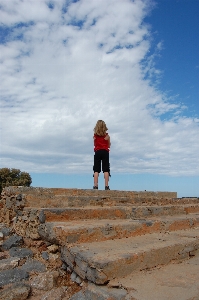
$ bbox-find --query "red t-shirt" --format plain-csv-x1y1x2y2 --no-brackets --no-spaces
94,133,110,152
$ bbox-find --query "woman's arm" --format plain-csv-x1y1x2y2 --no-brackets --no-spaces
104,134,111,148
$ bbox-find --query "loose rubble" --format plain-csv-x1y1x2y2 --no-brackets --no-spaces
0,224,82,299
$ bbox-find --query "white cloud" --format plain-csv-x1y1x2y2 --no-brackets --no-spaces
0,0,198,176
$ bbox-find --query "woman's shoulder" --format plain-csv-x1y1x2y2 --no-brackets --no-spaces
94,133,108,138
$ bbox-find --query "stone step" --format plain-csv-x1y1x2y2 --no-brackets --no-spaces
2,186,198,215
13,187,177,198
131,203,199,218
61,227,199,284
24,195,141,208
25,206,132,223
38,213,199,245
24,204,199,223
4,187,182,208
23,194,199,208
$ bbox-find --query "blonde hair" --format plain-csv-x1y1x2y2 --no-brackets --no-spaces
94,120,108,136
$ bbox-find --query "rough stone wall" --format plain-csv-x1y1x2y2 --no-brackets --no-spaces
0,187,42,240
0,186,26,226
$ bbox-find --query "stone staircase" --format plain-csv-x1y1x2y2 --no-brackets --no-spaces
1,187,199,299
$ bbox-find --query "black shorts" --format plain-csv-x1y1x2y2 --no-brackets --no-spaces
93,150,109,173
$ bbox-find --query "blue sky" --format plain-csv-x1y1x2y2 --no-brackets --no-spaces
0,0,198,198
145,0,199,119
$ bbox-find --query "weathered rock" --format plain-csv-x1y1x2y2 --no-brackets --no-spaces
2,234,23,250
0,257,20,271
0,223,5,229
0,283,30,300
9,247,33,258
69,291,86,300
39,210,46,223
40,287,66,300
47,244,59,253
75,276,82,285
20,258,46,273
0,282,31,300
0,251,9,260
38,223,57,243
42,251,49,260
16,194,23,201
1,226,11,236
0,232,3,240
23,238,45,249
71,271,77,282
30,270,59,291
70,283,127,300
61,262,68,270
0,268,29,287
6,197,15,209
48,253,62,268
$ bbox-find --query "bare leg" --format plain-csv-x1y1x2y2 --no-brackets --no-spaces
94,172,99,187
104,172,109,186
